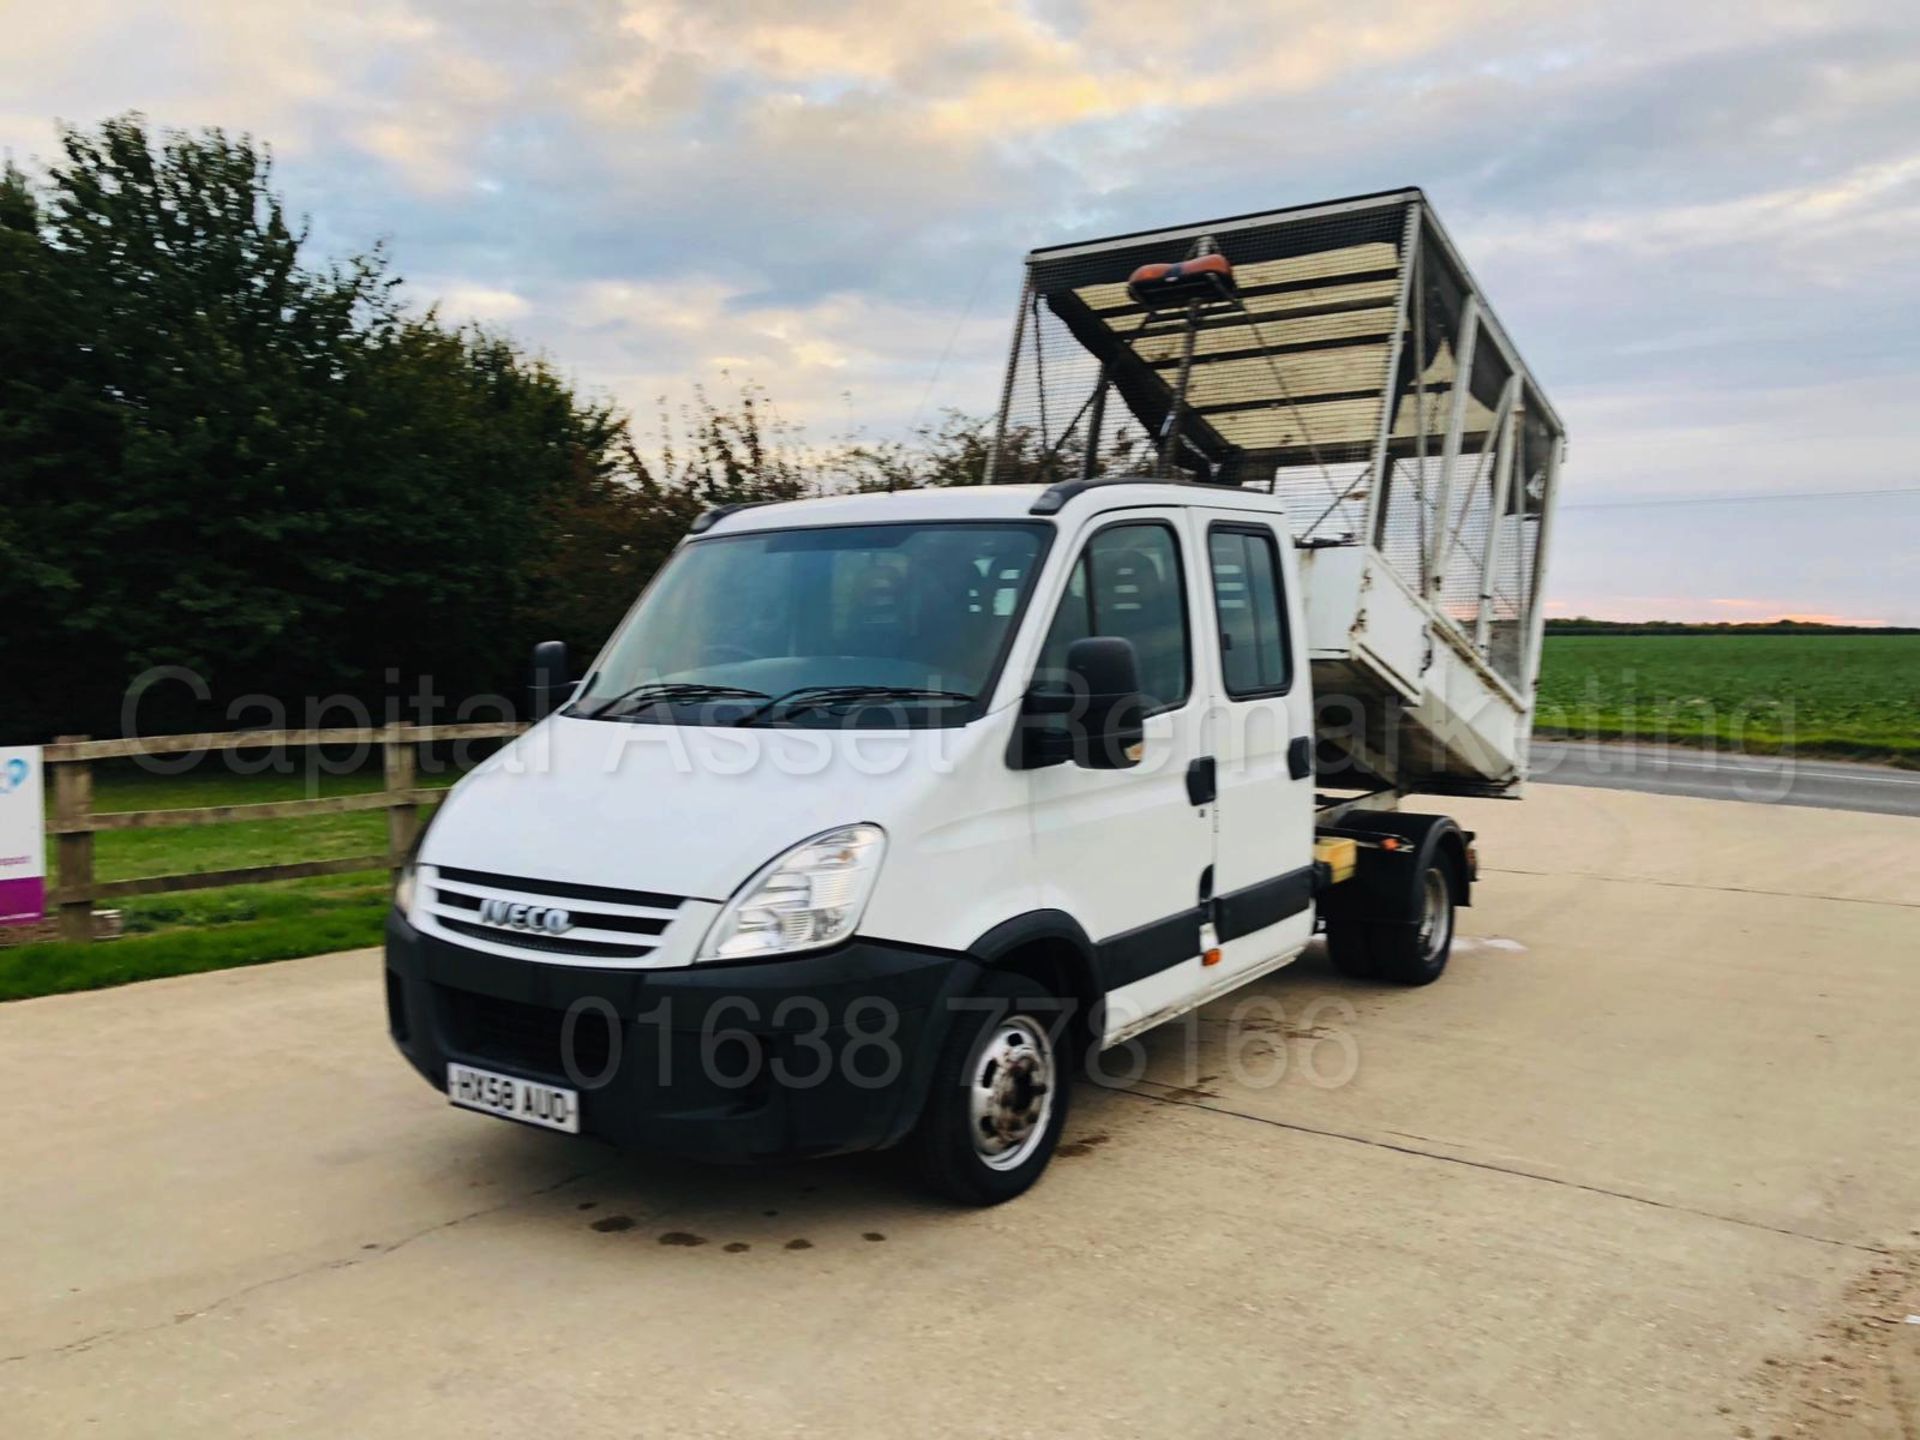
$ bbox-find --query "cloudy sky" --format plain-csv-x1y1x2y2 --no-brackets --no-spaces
4,0,1916,622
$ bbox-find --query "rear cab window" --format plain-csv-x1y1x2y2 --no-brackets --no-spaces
1206,523,1292,698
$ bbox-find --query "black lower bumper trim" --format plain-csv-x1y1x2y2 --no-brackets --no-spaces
385,912,980,1163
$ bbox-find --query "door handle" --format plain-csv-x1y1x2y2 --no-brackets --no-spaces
1186,756,1217,807
1288,736,1313,781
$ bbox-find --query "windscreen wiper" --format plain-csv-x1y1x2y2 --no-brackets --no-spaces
577,682,770,721
735,685,975,726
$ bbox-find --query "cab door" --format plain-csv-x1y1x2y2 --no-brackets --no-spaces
1190,511,1316,981
1020,512,1215,1045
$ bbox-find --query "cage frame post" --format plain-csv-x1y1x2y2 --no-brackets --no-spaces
982,275,1034,486
1157,299,1203,477
1363,199,1423,551
1409,239,1430,594
1435,370,1516,593
1474,390,1522,654
1427,292,1480,596
1518,433,1565,714
1079,363,1109,481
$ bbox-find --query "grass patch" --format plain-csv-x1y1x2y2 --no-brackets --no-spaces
1534,634,1920,764
82,761,456,883
2,760,464,1002
89,761,411,812
0,871,390,1002
115,870,392,934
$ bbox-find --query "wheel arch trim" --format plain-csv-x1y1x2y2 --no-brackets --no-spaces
967,909,1103,1013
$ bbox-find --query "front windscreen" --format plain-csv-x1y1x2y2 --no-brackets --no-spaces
572,521,1052,726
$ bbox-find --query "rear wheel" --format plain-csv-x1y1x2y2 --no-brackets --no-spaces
1327,852,1456,986
912,971,1069,1205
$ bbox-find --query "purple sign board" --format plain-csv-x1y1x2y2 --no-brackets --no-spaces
0,747,46,927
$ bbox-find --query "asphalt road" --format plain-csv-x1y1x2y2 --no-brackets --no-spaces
1530,737,1920,816
4,785,1919,1438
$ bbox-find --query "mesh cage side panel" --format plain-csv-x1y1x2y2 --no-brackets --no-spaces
1374,451,1441,591
1486,512,1536,686
1371,225,1474,594
1431,328,1516,646
1486,400,1555,684
1436,428,1497,627
992,295,1156,488
1272,460,1374,546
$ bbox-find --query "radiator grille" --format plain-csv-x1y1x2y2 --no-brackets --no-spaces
421,865,687,962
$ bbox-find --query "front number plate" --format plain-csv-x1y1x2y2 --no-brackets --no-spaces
446,1062,580,1134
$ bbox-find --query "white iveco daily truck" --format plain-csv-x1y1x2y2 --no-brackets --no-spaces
385,189,1565,1204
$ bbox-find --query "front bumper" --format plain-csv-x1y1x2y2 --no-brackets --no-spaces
384,910,981,1162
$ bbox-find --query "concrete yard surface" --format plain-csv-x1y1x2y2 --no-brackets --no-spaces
3,785,1919,1438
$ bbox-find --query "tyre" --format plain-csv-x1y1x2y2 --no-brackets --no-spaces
1326,851,1457,987
912,970,1070,1206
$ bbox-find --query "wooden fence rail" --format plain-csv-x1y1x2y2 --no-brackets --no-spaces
41,723,526,944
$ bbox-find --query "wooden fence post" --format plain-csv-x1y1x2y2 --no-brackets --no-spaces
384,727,418,882
0,723,526,947
52,736,95,943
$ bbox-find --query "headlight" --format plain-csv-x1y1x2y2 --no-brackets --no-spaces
699,824,887,962
394,851,421,919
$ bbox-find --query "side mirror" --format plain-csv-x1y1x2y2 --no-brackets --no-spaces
529,640,571,721
1065,637,1146,769
1016,636,1146,770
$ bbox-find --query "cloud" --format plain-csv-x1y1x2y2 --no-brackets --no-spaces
1474,152,1920,282
518,276,1012,442
5,0,1919,622
431,284,533,323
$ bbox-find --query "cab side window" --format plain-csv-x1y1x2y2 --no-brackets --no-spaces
1035,522,1191,713
1207,525,1292,697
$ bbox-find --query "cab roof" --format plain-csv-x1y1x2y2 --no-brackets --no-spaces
695,479,1291,537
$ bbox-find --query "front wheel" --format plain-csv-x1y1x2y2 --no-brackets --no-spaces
1327,853,1457,986
911,971,1070,1205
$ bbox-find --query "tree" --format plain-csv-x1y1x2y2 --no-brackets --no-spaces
0,116,655,739
0,113,1019,744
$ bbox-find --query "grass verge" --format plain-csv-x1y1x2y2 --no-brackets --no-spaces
2,761,456,1003
1530,723,1920,769
0,871,390,1003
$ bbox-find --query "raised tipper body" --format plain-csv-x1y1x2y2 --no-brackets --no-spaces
985,187,1566,796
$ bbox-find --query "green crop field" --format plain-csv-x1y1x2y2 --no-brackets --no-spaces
1534,634,1920,762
